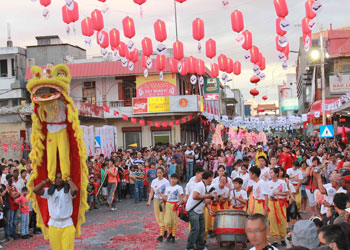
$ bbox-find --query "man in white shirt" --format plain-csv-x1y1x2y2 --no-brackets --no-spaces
249,166,269,217
186,171,213,250
34,172,78,250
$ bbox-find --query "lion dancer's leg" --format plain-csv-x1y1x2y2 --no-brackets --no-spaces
57,128,70,181
47,132,58,183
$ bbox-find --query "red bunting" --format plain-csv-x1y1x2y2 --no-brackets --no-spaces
147,121,153,126
169,121,174,127
4,144,8,153
139,119,145,126
13,144,17,150
21,143,24,151
122,114,129,121
188,115,193,121
155,122,160,128
131,118,137,124
113,110,119,116
181,117,187,123
26,144,30,151
162,122,168,128
175,120,180,125
104,105,110,113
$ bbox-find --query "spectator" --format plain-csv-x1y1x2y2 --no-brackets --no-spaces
291,220,320,249
318,224,349,250
245,213,278,250
333,193,348,224
106,159,119,211
185,146,195,181
14,187,31,239
6,174,20,240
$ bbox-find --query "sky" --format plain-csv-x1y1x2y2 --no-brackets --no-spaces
1,0,350,102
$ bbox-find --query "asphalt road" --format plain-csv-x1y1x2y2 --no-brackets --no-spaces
2,197,292,250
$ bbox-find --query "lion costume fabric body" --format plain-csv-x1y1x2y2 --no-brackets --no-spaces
27,64,88,239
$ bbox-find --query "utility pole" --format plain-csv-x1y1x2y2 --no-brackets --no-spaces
320,24,326,125
174,0,179,41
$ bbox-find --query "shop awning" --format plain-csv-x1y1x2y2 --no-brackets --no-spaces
308,98,339,119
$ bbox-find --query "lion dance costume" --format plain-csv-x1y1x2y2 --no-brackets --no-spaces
27,64,88,240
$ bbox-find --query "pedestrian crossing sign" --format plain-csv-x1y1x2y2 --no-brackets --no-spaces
95,136,101,149
320,125,334,138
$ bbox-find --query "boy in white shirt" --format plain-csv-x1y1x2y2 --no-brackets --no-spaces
231,177,247,210
159,173,184,243
249,166,269,216
238,164,250,190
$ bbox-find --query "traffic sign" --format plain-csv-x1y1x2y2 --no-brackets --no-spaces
320,125,334,138
95,136,101,149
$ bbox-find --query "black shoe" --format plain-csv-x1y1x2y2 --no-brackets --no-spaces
209,230,214,238
167,233,172,242
64,182,70,193
157,236,163,242
28,234,33,238
272,242,279,247
48,184,56,195
281,240,287,246
163,230,168,238
171,236,175,243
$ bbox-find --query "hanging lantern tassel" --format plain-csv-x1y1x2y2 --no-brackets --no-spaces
160,71,164,80
198,41,202,53
43,8,50,19
66,24,71,35
140,5,143,17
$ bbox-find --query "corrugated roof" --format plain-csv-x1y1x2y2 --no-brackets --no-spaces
25,58,211,80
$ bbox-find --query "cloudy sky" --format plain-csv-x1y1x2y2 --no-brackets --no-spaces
1,0,350,102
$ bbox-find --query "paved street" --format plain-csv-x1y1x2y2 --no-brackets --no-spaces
2,198,294,250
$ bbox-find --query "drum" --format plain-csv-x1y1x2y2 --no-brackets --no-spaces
213,209,248,244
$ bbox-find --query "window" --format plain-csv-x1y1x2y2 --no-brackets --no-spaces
342,64,350,73
82,81,96,104
11,58,15,77
0,60,8,77
124,131,141,150
152,131,171,146
124,87,136,106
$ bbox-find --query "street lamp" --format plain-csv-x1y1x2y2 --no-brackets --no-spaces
311,49,321,60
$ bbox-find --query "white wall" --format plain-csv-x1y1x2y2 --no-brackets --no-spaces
70,77,120,104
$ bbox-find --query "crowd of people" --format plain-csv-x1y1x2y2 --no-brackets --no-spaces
1,136,350,250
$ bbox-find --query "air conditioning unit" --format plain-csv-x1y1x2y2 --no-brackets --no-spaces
83,81,95,88
26,58,35,68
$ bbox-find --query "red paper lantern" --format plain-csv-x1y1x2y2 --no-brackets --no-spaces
133,0,146,5
98,0,107,2
156,55,166,71
250,89,259,97
284,43,290,56
275,35,286,52
122,16,136,39
169,58,178,73
118,42,127,57
211,63,219,78
187,56,197,74
226,58,234,74
192,18,205,41
206,39,216,59
130,49,139,63
173,41,184,60
109,28,120,48
141,37,153,57
276,17,287,36
250,46,260,64
154,19,167,42
97,31,109,49
233,61,241,75
40,0,51,7
274,0,288,18
81,17,94,37
250,75,260,84
62,6,72,24
141,55,148,68
175,0,187,3
179,61,188,76
218,54,228,72
196,59,205,75
231,10,244,33
258,108,265,113
262,96,268,101
91,9,104,31
124,45,132,60
302,17,312,34
257,53,263,68
305,0,317,19
67,1,79,23
242,30,252,50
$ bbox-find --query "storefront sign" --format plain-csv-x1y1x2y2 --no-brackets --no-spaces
330,75,350,93
132,98,148,114
281,98,299,111
136,74,177,97
204,78,220,100
148,96,170,113
74,101,104,118
170,95,198,112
